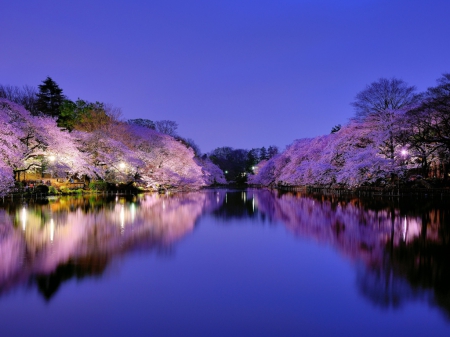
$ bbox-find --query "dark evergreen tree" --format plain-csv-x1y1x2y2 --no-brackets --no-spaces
260,147,268,161
246,148,260,171
209,147,249,183
36,77,65,118
267,145,279,159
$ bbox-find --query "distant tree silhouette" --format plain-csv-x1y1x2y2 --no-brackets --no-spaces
331,124,341,134
0,84,38,115
352,78,420,121
155,120,178,136
127,118,156,130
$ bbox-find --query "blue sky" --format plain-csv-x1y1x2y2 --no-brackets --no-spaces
2,0,450,153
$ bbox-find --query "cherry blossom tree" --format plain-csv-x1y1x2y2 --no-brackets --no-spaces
194,157,226,185
250,78,426,188
74,129,143,182
0,163,14,196
250,121,399,188
0,98,95,183
124,125,205,189
352,78,421,165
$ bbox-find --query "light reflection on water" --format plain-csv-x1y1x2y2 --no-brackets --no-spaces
0,189,449,336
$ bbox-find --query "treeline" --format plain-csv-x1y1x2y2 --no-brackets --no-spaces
206,146,278,184
0,77,201,154
250,73,450,188
0,77,225,195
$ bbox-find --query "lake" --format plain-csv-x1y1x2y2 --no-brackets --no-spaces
0,189,449,337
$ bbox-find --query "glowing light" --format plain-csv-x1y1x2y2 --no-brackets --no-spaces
21,207,27,231
50,219,55,242
130,203,136,222
120,205,125,232
49,155,56,162
401,149,408,157
402,216,408,241
119,162,126,169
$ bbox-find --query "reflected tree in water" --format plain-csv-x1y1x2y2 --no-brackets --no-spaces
254,190,450,319
0,189,450,318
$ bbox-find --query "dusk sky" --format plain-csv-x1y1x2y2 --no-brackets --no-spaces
2,0,450,153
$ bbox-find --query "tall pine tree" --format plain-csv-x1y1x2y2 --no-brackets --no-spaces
36,77,65,118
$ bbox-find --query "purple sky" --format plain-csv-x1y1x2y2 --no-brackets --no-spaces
2,0,450,153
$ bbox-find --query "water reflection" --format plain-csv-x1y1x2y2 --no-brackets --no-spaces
0,192,225,300
254,190,450,318
0,189,449,319
212,190,261,220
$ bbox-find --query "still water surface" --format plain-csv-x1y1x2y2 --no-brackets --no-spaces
0,189,449,336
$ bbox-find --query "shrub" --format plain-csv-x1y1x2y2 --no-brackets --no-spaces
60,186,70,194
89,181,107,191
35,184,49,194
48,186,59,195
